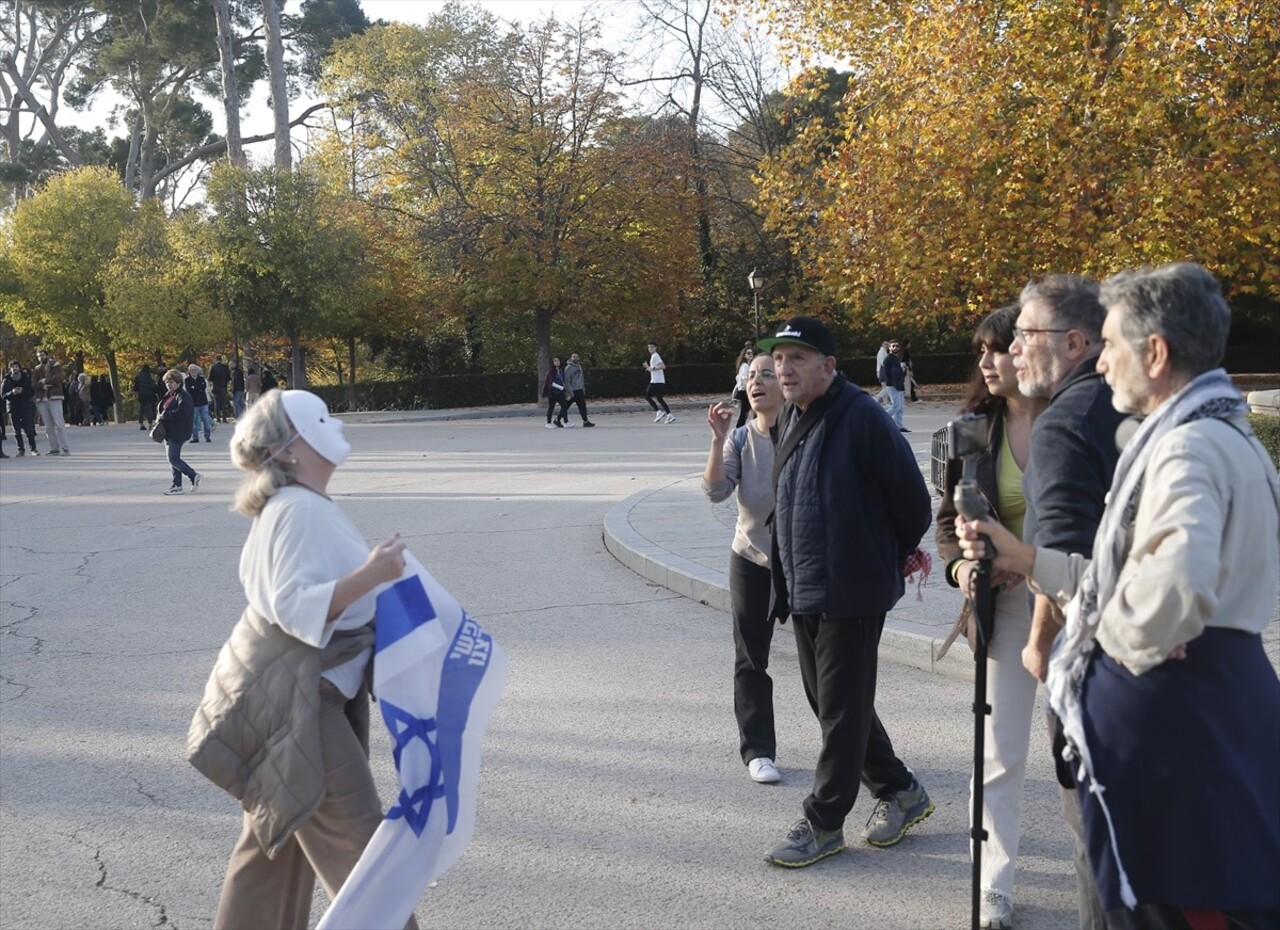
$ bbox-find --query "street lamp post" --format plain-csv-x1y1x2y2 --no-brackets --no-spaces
748,268,764,338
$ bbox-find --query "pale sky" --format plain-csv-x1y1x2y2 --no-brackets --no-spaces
61,0,638,137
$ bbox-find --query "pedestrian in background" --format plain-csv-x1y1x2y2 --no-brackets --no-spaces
232,359,246,419
643,341,674,423
731,344,755,428
3,361,39,455
703,351,784,785
564,352,595,427
186,364,214,443
135,364,158,431
542,356,572,428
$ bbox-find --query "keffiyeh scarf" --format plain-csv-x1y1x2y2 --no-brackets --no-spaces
1044,367,1247,908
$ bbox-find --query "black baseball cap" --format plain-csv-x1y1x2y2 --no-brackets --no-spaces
756,316,838,357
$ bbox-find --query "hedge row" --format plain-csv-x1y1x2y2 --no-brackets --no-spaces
1249,413,1280,470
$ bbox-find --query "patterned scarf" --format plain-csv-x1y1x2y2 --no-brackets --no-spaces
1045,367,1248,908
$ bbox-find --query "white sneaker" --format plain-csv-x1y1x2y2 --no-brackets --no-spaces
664,413,676,424
563,420,576,427
653,411,664,423
545,422,555,429
979,889,1013,929
748,757,781,784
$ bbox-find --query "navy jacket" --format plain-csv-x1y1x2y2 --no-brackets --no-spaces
184,375,210,408
1022,355,1126,556
771,374,932,618
878,354,905,390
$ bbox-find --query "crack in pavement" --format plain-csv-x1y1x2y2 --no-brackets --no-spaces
69,831,172,927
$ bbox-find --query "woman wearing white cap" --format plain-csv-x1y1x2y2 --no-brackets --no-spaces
191,390,415,929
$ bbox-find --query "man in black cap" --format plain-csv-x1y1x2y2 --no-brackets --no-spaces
759,316,934,868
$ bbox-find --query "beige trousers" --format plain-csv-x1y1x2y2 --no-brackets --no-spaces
214,682,417,930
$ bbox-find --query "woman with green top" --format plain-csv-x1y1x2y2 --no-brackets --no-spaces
702,352,784,785
935,304,1048,930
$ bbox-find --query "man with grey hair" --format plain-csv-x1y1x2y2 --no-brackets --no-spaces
957,262,1280,928
1008,273,1126,929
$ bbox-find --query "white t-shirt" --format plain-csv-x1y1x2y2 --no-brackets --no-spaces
649,352,666,385
239,485,376,697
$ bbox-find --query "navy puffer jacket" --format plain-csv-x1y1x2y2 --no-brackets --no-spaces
771,375,932,618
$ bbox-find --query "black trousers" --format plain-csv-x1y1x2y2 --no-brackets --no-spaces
213,388,229,420
730,552,776,764
570,389,590,422
138,395,158,426
8,403,36,449
792,612,912,831
734,390,750,428
645,383,670,413
546,395,570,423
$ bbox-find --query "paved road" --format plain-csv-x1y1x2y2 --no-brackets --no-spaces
1,404,1083,929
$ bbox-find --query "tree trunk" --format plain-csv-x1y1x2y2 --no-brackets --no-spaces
123,111,141,192
535,307,553,403
347,334,357,412
288,327,305,389
261,0,290,170
213,0,245,166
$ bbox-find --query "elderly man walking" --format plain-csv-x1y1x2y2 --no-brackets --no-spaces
958,262,1280,929
759,316,934,868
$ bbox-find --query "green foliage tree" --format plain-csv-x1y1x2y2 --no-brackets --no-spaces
203,163,376,389
3,165,134,417
102,200,231,357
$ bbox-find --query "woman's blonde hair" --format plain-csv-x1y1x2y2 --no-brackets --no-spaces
163,368,183,387
229,390,297,517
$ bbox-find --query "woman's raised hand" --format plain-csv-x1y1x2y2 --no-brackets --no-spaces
364,533,408,586
707,402,733,442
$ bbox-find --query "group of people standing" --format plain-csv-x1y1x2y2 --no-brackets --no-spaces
0,348,73,457
703,263,1278,930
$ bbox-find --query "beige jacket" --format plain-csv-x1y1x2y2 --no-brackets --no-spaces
187,606,373,858
1031,416,1280,675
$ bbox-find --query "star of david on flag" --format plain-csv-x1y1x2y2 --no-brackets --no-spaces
318,552,508,930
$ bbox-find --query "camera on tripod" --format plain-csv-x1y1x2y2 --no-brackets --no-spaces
947,413,993,525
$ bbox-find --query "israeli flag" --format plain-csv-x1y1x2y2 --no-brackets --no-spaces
318,552,508,929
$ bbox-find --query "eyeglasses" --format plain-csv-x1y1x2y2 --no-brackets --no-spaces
1013,327,1071,343
748,369,777,381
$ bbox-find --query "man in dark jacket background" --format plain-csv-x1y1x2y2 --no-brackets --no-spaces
209,355,232,422
760,316,934,868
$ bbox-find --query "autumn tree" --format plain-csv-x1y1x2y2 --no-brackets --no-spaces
320,11,697,384
3,165,134,417
753,0,1280,340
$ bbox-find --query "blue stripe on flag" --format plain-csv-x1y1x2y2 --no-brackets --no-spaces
437,612,493,833
375,575,438,651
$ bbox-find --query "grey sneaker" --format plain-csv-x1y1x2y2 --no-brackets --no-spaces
164,485,183,495
765,818,844,868
191,473,201,491
861,776,934,847
979,889,1013,929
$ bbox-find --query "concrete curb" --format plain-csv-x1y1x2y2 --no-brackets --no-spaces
602,478,980,683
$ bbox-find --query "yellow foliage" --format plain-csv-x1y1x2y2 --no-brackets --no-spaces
750,0,1280,329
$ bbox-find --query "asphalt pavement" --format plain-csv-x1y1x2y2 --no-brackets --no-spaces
0,396,1233,929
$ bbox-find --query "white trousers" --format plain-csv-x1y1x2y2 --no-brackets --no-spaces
968,579,1037,898
37,398,69,453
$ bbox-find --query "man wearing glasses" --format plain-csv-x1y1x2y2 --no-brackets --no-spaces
1011,274,1126,929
